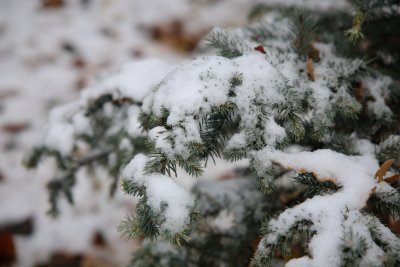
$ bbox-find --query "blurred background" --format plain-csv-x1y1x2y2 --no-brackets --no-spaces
3,0,386,266
0,0,256,266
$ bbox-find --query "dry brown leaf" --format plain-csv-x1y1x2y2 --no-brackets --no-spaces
283,243,303,262
384,173,400,184
308,45,320,62
254,45,266,54
2,122,29,134
354,82,364,102
375,159,394,182
218,171,236,180
42,0,64,9
0,231,16,265
0,90,18,101
81,255,116,267
306,58,315,81
279,191,301,205
388,217,400,235
150,20,203,52
73,57,86,69
369,186,377,197
92,231,107,247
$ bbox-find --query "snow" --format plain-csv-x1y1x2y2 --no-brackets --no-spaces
270,149,378,198
126,106,143,138
44,122,75,155
149,126,174,156
81,59,174,104
146,175,194,233
355,138,376,156
226,133,246,150
208,210,235,231
264,118,287,146
364,76,394,120
123,154,194,234
144,56,236,124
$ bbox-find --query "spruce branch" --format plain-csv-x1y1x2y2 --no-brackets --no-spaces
366,213,400,264
47,174,75,217
139,107,170,131
325,134,357,155
122,179,146,197
253,219,314,266
46,148,113,216
340,230,368,267
118,198,163,240
368,188,400,218
376,135,400,171
295,172,341,198
289,10,317,59
206,28,251,58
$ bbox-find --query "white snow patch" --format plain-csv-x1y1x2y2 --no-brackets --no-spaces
123,154,195,234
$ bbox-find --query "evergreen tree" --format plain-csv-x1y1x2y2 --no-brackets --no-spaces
28,1,400,266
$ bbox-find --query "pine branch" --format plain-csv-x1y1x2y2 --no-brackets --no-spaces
206,28,251,58
376,135,400,171
253,219,314,266
340,229,368,266
139,107,170,131
118,198,163,240
295,172,341,198
122,179,146,197
199,102,238,160
223,146,248,162
368,188,400,218
45,148,114,216
290,10,317,58
325,134,357,155
366,216,400,264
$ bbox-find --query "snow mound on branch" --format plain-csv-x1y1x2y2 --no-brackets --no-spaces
81,59,174,103
123,154,195,234
43,59,173,155
143,54,283,125
258,149,399,267
271,149,378,209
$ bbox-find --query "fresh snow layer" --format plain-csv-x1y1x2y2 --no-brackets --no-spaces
81,59,174,104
